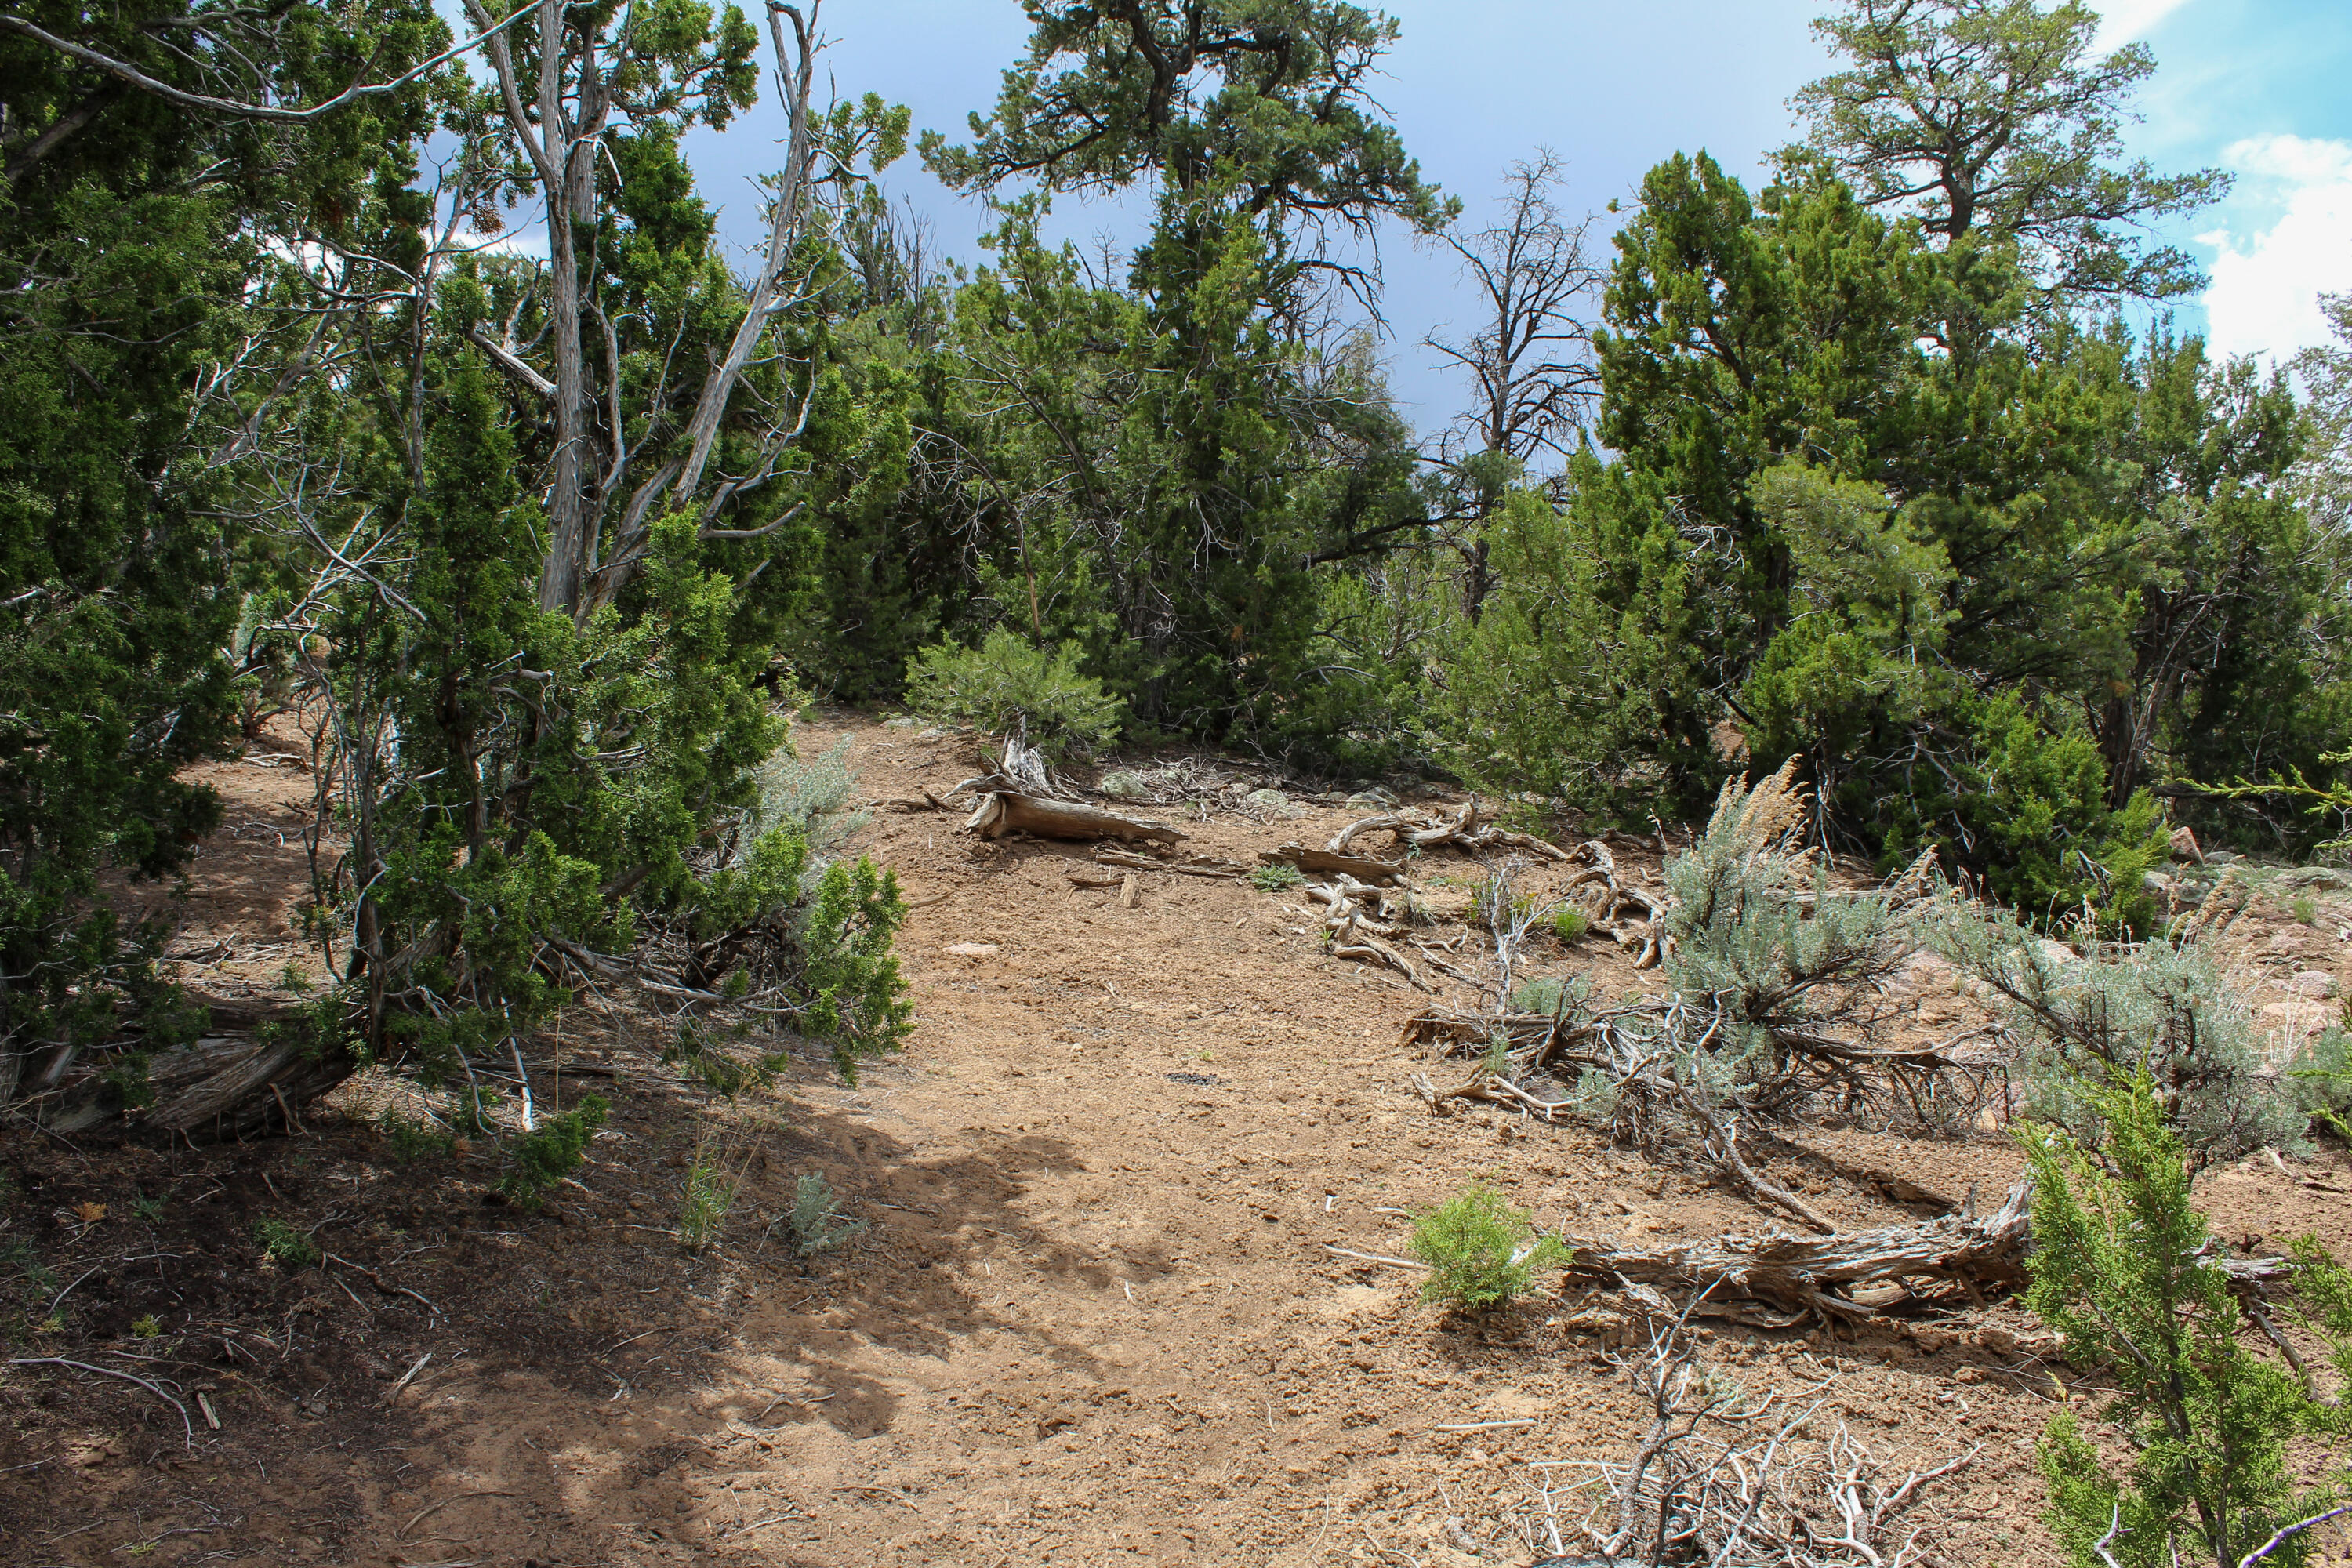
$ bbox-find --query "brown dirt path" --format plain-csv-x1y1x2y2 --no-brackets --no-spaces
6,713,2352,1566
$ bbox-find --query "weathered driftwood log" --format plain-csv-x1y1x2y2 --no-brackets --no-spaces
963,790,1186,845
28,993,357,1142
1564,1181,2035,1319
1259,842,1408,886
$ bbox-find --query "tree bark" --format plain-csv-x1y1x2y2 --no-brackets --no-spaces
30,995,358,1142
963,791,1187,845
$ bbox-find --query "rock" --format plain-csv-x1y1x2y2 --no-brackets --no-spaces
1345,786,1399,812
2170,824,2205,864
942,942,999,959
884,715,921,730
2289,970,2340,999
1893,949,1956,993
2263,1000,2329,1035
2036,939,2078,968
2143,870,2174,898
2207,850,2241,866
1098,770,1152,801
2285,866,2352,892
1243,787,1306,818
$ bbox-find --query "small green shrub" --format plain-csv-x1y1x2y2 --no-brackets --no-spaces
253,1216,321,1269
1929,906,2304,1171
131,1315,160,1339
677,1153,739,1254
797,858,913,1082
2024,1075,2352,1567
778,1171,866,1258
1249,862,1306,892
129,1190,165,1223
904,630,1125,761
1550,906,1589,942
1508,976,1584,1016
2292,894,2319,925
497,1095,610,1209
379,1108,455,1163
1408,1182,1565,1314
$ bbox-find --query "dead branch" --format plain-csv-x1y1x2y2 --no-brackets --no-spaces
1511,1308,1971,1565
1260,842,1409,886
1329,799,1571,862
1564,1181,2034,1319
963,792,1186,846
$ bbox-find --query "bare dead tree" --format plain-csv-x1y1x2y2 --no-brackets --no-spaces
1424,150,1601,617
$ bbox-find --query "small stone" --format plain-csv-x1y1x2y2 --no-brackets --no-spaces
2142,870,2174,898
2288,970,2339,999
943,942,999,959
884,715,921,729
1893,950,1954,992
2169,824,2205,864
2207,850,2241,866
2035,939,2077,968
1099,770,1152,801
1243,787,1307,818
1344,787,1399,812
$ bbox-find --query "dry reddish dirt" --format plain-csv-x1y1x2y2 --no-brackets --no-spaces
5,713,2352,1566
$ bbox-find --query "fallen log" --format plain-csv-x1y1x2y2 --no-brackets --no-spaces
1563,1181,2035,1319
27,993,357,1142
1259,843,1408,887
963,791,1186,846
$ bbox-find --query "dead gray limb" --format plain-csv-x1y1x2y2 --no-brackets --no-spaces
1259,843,1408,886
963,792,1186,846
1563,1181,2034,1320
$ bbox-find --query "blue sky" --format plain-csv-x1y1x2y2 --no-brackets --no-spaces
659,0,2352,438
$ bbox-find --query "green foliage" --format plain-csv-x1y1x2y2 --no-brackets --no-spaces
378,1108,455,1163
796,858,913,1082
498,1095,610,1210
130,1315,161,1340
1508,976,1587,1016
778,1171,866,1258
1791,0,2227,301
1249,862,1308,892
1432,137,2322,906
1549,907,1590,944
2024,1076,2352,1566
904,631,1125,760
1931,908,2303,1170
129,1191,165,1224
1408,1182,1565,1314
677,1150,739,1253
2295,895,2320,926
252,1217,321,1270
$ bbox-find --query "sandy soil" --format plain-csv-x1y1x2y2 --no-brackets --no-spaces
3,713,2351,1566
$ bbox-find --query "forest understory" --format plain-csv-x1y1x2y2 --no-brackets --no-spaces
5,713,2351,1568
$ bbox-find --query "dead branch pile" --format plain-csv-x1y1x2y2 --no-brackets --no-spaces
1512,1314,1971,1566
1330,799,1570,862
1298,873,1436,992
1558,838,1668,968
1403,992,2007,1230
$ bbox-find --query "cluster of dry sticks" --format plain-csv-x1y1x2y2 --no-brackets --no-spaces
1514,1308,1974,1567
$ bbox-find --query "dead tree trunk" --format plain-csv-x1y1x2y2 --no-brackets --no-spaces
27,995,357,1142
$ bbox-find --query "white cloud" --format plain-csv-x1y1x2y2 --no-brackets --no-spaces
2093,0,2195,49
2198,135,2352,365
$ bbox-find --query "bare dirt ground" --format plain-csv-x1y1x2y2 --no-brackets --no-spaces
4,713,2352,1567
